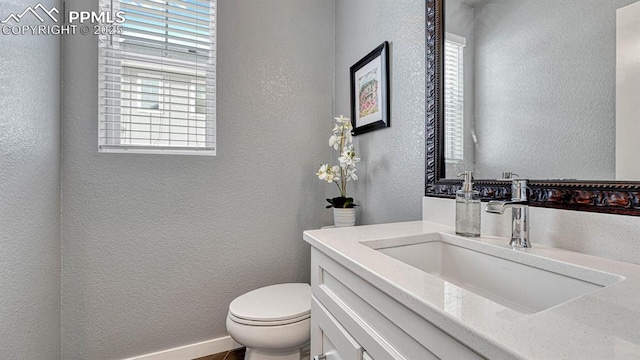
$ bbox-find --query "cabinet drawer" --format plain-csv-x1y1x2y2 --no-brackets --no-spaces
312,296,363,360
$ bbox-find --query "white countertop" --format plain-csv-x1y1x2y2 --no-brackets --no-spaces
303,221,640,360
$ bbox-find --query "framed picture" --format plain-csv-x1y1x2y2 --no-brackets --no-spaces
350,41,390,136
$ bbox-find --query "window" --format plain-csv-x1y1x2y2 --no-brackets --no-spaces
444,33,465,163
99,0,216,155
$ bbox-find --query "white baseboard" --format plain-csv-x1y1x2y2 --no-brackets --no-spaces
122,336,243,360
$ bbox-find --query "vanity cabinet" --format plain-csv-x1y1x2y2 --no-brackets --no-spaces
310,247,484,360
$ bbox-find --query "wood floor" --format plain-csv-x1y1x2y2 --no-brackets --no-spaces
193,348,245,360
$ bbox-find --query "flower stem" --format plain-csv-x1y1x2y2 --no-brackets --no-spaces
340,129,347,197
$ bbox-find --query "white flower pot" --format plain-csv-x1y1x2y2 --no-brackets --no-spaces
333,208,356,227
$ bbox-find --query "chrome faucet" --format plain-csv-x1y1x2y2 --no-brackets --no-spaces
485,179,531,248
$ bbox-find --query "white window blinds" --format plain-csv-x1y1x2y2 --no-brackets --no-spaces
98,0,216,155
444,33,465,163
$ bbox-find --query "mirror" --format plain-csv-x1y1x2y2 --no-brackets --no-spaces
425,0,640,215
442,0,639,180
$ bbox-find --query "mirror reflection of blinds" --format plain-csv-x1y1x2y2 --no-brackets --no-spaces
444,36,465,163
98,0,216,155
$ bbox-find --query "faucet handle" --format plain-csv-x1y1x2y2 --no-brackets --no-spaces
511,179,529,202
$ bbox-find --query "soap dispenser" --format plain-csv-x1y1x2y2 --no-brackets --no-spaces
456,171,481,237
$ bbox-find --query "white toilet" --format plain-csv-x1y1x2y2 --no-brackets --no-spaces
226,283,311,360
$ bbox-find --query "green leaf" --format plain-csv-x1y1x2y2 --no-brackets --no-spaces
325,198,334,208
329,196,358,208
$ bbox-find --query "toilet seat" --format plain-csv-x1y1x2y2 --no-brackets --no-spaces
229,311,310,326
229,283,311,326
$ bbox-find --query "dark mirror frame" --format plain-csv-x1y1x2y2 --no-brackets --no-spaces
424,0,640,216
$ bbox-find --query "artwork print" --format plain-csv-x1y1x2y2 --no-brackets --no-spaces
350,41,390,136
358,68,379,118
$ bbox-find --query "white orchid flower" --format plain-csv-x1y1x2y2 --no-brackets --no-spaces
316,164,330,181
316,164,340,183
344,129,353,144
329,134,341,150
316,164,327,179
338,145,360,167
325,165,340,183
346,168,358,181
334,115,350,124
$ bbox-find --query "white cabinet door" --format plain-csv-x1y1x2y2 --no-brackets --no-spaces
311,297,363,360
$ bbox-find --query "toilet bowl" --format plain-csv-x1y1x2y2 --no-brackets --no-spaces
226,283,311,360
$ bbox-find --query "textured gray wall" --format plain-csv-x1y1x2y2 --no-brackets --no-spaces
472,0,637,180
0,1,61,359
334,0,425,225
61,0,334,358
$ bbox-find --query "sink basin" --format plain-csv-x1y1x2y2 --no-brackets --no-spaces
363,233,624,313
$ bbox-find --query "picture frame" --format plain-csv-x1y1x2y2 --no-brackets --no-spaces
350,41,390,136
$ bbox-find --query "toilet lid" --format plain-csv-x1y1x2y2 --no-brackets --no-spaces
229,283,311,323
